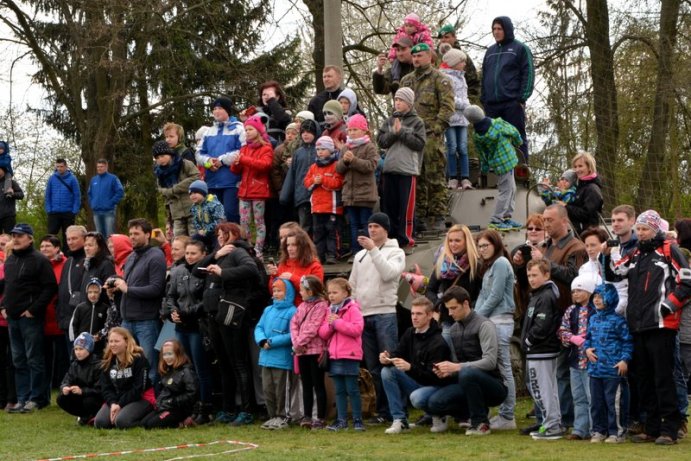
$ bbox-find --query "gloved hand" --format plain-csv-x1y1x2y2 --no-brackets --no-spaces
569,335,585,347
660,299,675,318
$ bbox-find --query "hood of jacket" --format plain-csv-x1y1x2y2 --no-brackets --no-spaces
492,16,515,44
337,88,358,117
271,277,296,310
109,234,133,268
593,283,619,314
532,280,560,299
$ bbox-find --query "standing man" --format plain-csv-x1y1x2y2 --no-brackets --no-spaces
349,212,405,424
107,218,167,383
480,16,534,159
400,44,455,232
436,24,480,102
0,224,58,412
373,37,415,97
87,159,125,238
45,158,81,249
56,225,87,344
609,204,638,257
308,66,345,124
196,97,245,224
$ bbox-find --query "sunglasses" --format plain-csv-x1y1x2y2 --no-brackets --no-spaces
526,227,543,231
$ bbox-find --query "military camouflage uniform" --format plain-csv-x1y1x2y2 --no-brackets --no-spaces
400,64,455,221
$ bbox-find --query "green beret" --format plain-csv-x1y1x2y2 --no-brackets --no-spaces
437,24,455,38
411,43,431,54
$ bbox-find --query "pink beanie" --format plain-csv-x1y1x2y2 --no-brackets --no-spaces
404,13,421,28
244,115,268,140
347,114,368,132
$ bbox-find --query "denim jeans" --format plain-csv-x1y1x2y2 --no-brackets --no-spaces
445,125,468,179
8,317,48,406
557,349,575,426
440,323,457,362
93,210,116,238
494,322,516,420
674,334,688,417
381,366,423,420
176,329,212,403
570,367,591,437
590,376,620,436
408,385,441,412
121,319,160,385
345,206,373,254
332,374,361,421
362,313,398,419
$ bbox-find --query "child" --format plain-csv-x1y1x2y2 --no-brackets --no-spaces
318,278,365,432
290,275,329,429
304,136,344,264
280,119,320,235
557,274,598,440
522,259,563,440
585,283,633,443
188,179,224,251
163,122,196,164
254,278,297,430
336,114,378,255
337,88,360,123
152,140,200,236
377,87,426,250
141,339,199,429
56,332,102,425
70,278,109,354
230,115,273,257
539,169,577,206
463,105,521,231
321,100,347,145
441,49,472,190
387,13,433,85
271,122,300,198
0,141,14,195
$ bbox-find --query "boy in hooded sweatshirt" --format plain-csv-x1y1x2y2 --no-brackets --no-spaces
70,279,109,355
254,278,297,430
57,332,102,424
337,88,363,124
0,141,15,195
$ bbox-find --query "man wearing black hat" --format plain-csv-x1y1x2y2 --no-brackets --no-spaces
349,212,406,424
1,224,58,413
374,37,415,97
195,96,244,224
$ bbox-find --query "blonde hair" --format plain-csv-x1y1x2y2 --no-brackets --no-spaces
435,224,479,280
163,123,185,145
327,277,351,296
572,151,597,175
101,327,144,370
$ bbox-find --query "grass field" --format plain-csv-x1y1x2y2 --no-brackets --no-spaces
2,398,688,461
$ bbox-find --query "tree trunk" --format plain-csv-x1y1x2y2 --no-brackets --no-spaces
304,0,325,93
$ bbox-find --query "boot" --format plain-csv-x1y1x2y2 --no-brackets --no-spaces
193,402,214,425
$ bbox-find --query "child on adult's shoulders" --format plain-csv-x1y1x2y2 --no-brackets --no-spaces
539,169,577,206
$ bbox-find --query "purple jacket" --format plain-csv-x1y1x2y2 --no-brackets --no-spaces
318,298,364,361
291,298,329,356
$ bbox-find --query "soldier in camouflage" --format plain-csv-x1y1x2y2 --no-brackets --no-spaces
400,43,455,231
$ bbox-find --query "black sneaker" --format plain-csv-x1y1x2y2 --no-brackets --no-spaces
520,423,541,436
366,415,388,426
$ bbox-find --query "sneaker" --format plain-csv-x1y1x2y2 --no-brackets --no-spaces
627,421,644,435
679,420,687,439
272,417,289,430
565,434,589,441
466,422,491,436
457,419,471,429
590,432,607,443
327,419,348,431
488,221,513,232
299,416,313,429
214,411,235,424
229,411,254,426
20,401,40,413
605,435,624,444
503,218,523,229
520,423,541,436
430,416,448,433
410,414,432,427
655,435,677,445
261,417,280,430
366,415,388,426
460,178,474,190
6,402,25,414
532,427,564,440
489,415,517,430
529,425,546,437
353,419,366,431
631,433,656,443
310,419,325,430
448,179,459,189
325,256,338,265
385,419,410,434
193,413,213,425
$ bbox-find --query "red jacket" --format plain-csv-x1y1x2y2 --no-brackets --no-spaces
323,121,347,145
303,161,344,215
45,254,67,335
318,298,364,361
231,143,273,200
110,234,133,277
270,258,324,305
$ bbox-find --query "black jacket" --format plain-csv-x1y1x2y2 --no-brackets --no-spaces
60,354,102,397
57,249,87,330
1,246,57,319
71,300,109,339
100,354,151,407
0,179,24,219
156,363,199,413
164,262,205,331
521,281,562,360
389,319,452,386
120,245,167,321
425,263,482,325
566,176,603,235
307,87,343,123
79,255,116,305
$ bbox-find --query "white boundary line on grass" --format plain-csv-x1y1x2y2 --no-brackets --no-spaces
35,439,259,461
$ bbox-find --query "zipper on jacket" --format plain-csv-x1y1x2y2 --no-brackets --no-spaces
644,272,650,292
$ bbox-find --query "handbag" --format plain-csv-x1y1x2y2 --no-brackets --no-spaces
318,347,330,371
215,298,246,328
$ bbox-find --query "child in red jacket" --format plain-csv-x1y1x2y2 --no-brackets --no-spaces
231,115,273,257
303,136,343,264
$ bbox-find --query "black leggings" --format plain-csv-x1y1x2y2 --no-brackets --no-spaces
207,319,252,412
141,408,189,429
298,354,326,419
56,393,102,419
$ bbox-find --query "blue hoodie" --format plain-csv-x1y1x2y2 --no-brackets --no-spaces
254,278,297,370
88,171,125,212
584,284,633,378
279,120,321,207
0,141,13,176
45,168,81,214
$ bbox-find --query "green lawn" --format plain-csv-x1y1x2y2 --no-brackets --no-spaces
2,398,688,461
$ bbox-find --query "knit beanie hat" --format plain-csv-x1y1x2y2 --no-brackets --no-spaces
315,136,335,153
464,105,486,124
188,179,208,196
152,140,175,158
404,13,421,28
560,169,577,187
323,100,344,119
636,209,663,234
244,115,268,140
571,274,597,294
660,218,670,234
347,114,368,132
86,278,103,290
300,119,319,137
74,332,95,354
368,212,391,233
394,87,415,108
285,122,299,134
443,49,466,67
212,96,233,115
295,110,315,122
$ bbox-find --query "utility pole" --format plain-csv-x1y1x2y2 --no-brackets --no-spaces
323,0,343,69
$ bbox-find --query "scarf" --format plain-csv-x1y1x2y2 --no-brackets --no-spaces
315,151,338,166
346,136,370,149
439,252,469,280
579,172,598,182
154,155,183,188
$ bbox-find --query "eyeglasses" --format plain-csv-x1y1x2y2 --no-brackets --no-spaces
477,243,491,250
526,227,543,232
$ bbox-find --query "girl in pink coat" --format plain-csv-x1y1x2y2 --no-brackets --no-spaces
318,278,364,431
290,275,329,429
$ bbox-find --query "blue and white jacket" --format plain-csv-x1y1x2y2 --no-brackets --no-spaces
195,118,245,189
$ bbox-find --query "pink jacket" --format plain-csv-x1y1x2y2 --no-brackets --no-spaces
290,298,329,356
387,26,434,61
318,298,364,361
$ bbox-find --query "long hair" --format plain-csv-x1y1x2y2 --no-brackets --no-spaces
301,275,326,299
279,229,319,267
85,232,112,262
216,222,244,246
476,229,510,275
434,224,479,280
158,339,191,376
101,327,144,370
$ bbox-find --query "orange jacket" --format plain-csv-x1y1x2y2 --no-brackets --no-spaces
303,161,344,215
231,143,273,200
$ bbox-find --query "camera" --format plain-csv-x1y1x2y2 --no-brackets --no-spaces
105,276,121,288
606,239,620,248
519,244,532,261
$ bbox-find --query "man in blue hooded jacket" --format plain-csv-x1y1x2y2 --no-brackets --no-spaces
87,159,124,238
45,158,81,249
480,16,534,160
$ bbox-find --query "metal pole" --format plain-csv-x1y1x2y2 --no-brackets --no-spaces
323,0,343,69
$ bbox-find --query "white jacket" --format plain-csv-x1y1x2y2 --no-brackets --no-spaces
349,238,405,317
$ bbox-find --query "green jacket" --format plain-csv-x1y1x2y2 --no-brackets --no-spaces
159,159,200,219
400,65,455,136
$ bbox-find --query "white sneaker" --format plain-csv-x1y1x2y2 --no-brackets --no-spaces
460,178,474,190
489,414,517,430
272,417,289,430
261,417,280,429
385,419,410,434
447,179,459,189
604,435,623,443
430,416,448,433
590,432,607,443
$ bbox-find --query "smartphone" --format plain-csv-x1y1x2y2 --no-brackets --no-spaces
198,267,209,272
268,257,276,266
357,229,368,238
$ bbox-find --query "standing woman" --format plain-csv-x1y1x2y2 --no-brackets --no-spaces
566,151,603,235
267,229,324,306
94,327,154,429
258,81,292,143
80,232,115,305
511,214,547,318
474,229,517,430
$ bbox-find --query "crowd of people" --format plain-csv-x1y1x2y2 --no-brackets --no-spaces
0,14,690,449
